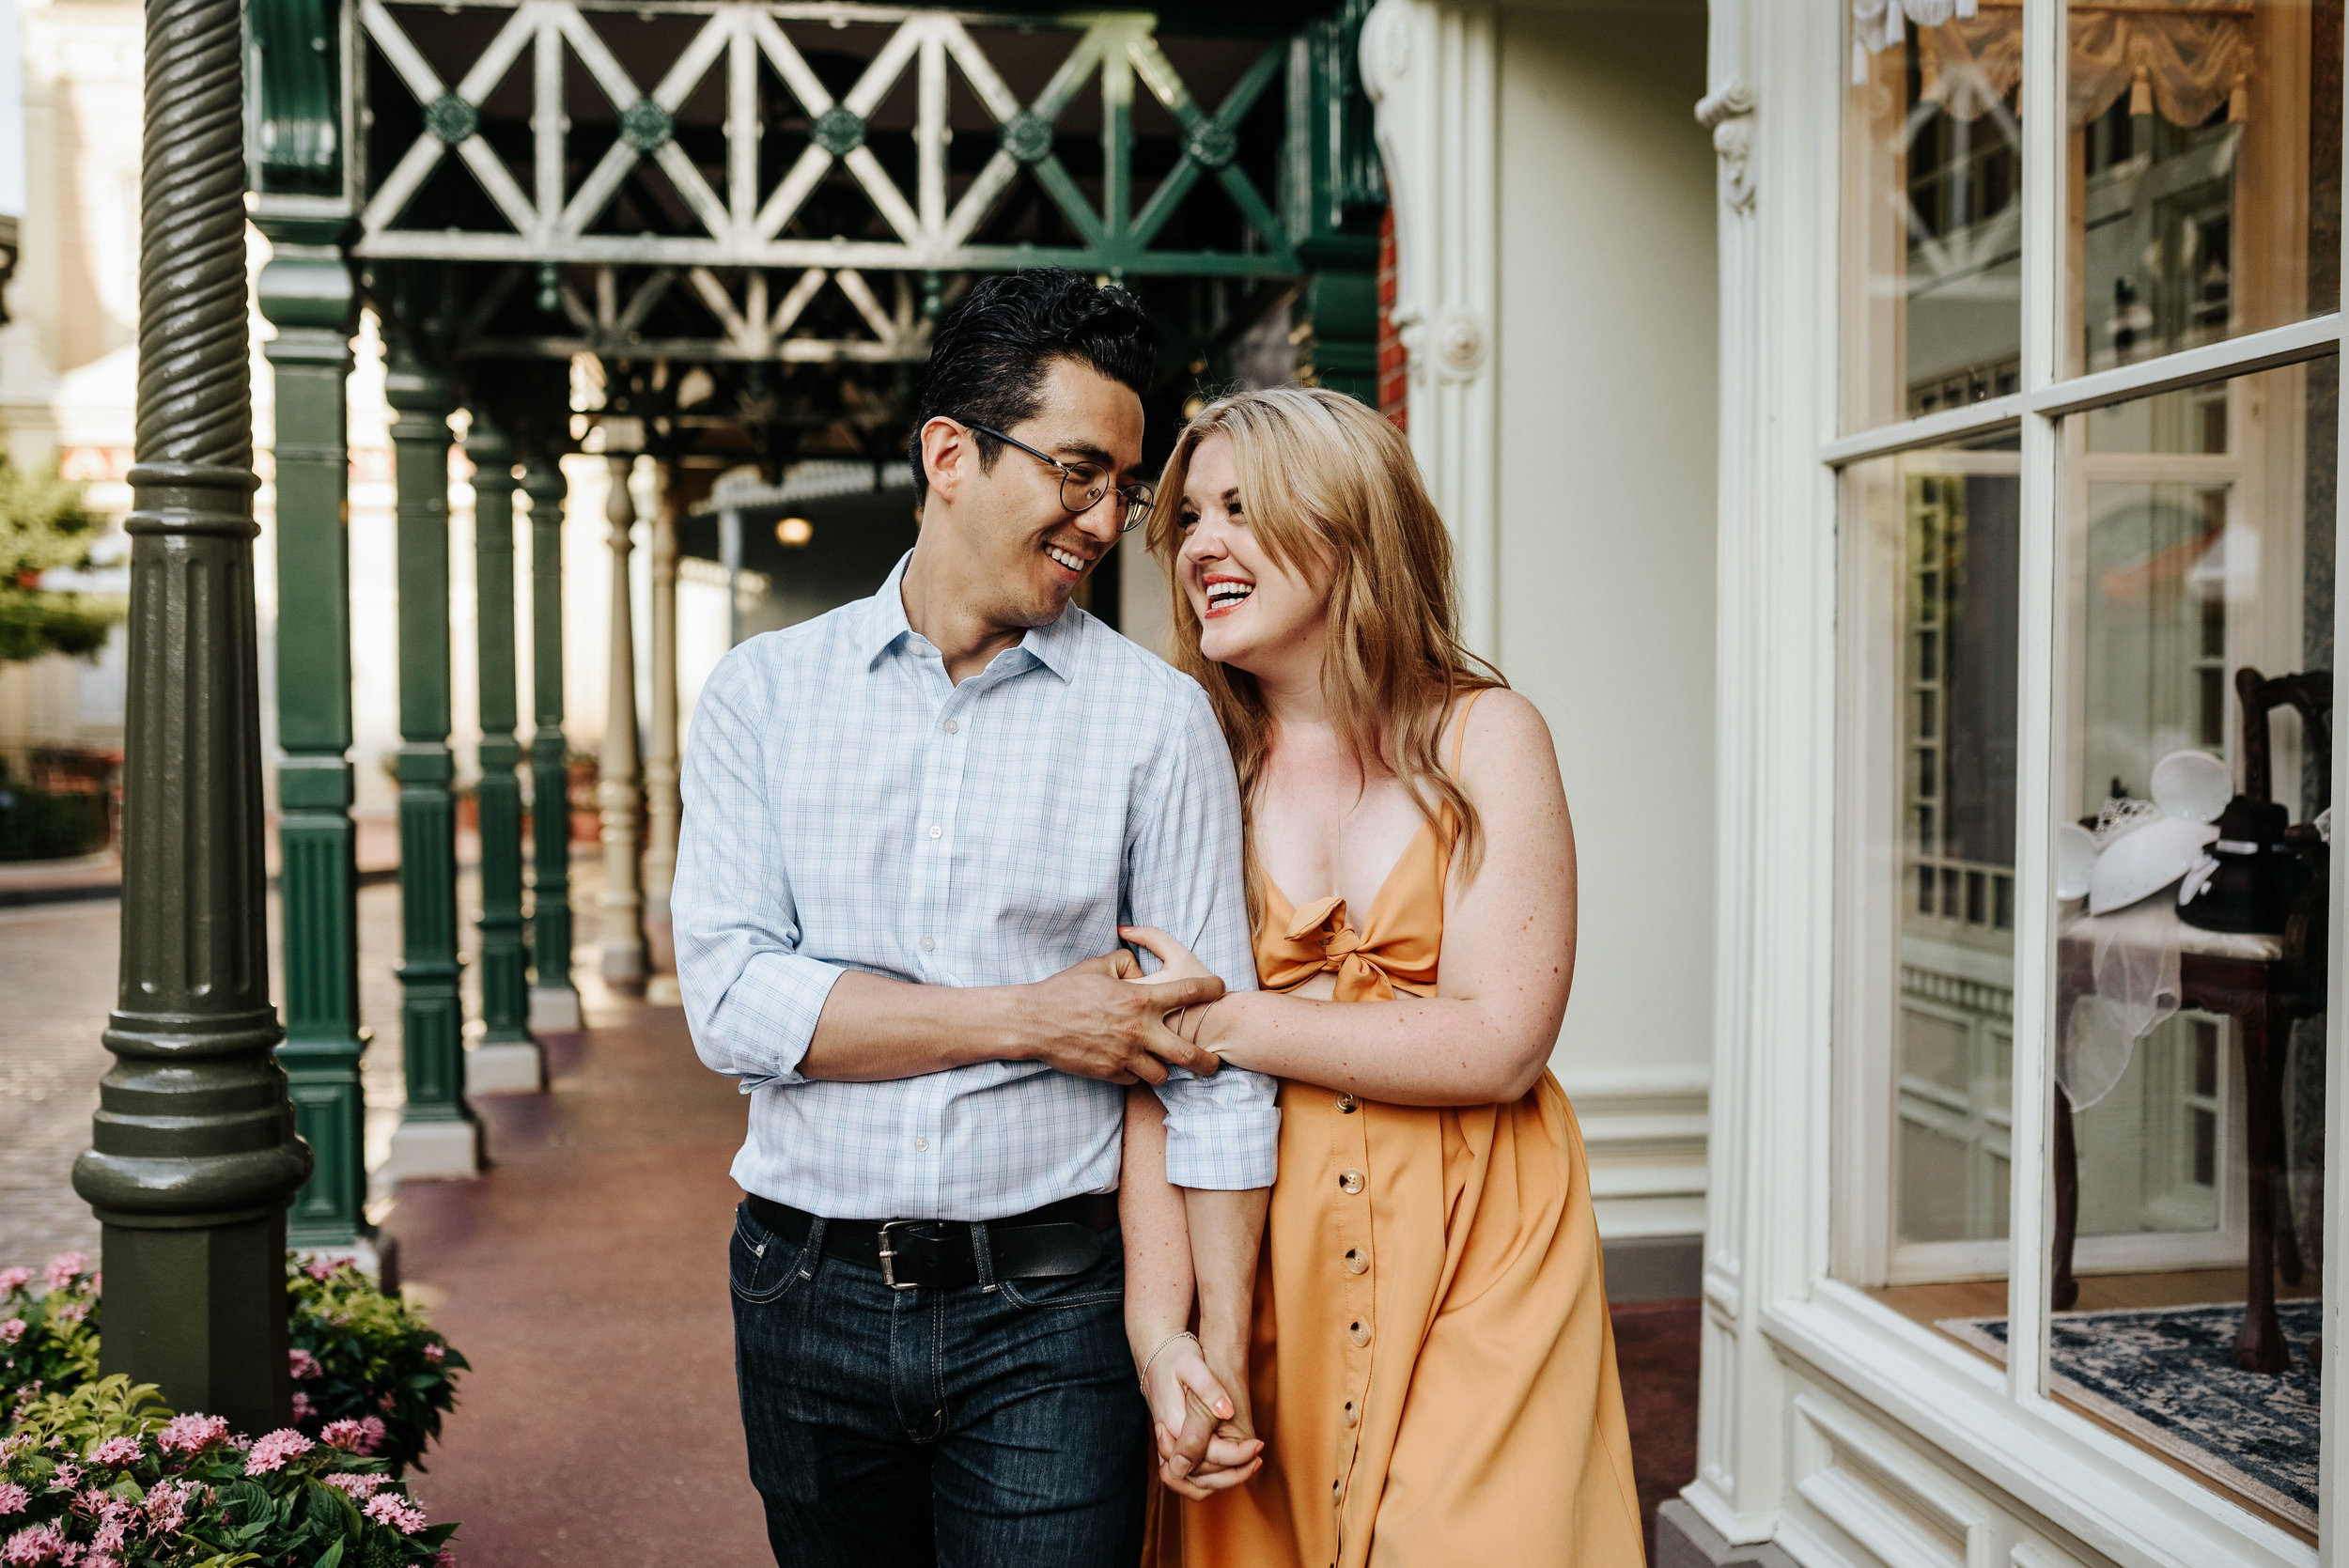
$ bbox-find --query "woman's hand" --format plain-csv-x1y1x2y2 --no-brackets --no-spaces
1120,926,1221,1046
1139,1329,1263,1498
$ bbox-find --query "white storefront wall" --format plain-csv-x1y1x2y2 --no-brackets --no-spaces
1676,2,2345,1567
1355,0,1721,1276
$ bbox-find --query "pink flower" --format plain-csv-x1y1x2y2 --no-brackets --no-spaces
0,1488,24,1518
156,1414,230,1455
143,1481,194,1534
359,1417,386,1452
290,1391,314,1421
303,1258,340,1282
0,1322,23,1347
1,1525,63,1565
46,1301,86,1327
436,1552,457,1568
73,1487,109,1514
422,1343,445,1365
363,1494,428,1534
323,1474,385,1498
44,1465,77,1492
83,1557,120,1568
377,1391,397,1413
288,1348,320,1380
89,1521,127,1555
86,1437,139,1468
319,1421,368,1453
41,1255,85,1293
0,1270,28,1295
242,1429,313,1474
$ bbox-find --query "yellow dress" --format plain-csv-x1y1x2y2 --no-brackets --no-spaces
1147,695,1646,1568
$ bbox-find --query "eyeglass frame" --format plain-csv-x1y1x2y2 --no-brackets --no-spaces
956,419,1156,534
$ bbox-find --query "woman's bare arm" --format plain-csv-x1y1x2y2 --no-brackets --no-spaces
1121,1087,1264,1496
1152,691,1576,1106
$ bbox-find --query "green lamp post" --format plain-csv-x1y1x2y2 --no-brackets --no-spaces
72,0,312,1437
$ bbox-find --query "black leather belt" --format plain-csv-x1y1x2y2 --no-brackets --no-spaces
744,1191,1115,1291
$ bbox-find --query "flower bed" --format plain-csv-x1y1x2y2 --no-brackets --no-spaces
0,1255,469,1565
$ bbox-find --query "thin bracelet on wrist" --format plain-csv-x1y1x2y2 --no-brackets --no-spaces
1139,1328,1198,1389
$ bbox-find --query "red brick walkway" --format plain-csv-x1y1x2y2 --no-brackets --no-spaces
386,994,1698,1567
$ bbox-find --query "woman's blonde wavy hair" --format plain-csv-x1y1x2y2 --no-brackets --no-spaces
1145,386,1505,914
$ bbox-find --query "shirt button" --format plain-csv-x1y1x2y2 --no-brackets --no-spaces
1335,1093,1359,1113
928,824,942,839
914,1136,930,1152
1342,1248,1367,1275
942,718,958,734
1347,1320,1371,1347
1338,1170,1364,1194
920,936,936,953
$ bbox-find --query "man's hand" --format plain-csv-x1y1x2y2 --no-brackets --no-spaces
1011,953,1225,1084
1142,1332,1262,1498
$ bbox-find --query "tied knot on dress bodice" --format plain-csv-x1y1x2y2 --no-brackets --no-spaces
1261,893,1438,1002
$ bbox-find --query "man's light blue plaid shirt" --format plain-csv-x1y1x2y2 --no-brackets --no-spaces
674,553,1279,1220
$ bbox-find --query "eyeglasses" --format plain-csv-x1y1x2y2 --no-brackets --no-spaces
961,421,1155,534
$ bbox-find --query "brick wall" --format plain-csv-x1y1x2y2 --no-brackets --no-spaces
1377,207,1408,430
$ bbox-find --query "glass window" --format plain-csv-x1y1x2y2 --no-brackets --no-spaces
2068,0,2341,374
2034,359,2332,1537
1842,431,2023,1288
1843,8,2026,431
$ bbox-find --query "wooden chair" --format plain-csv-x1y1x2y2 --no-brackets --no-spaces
2050,667,2330,1374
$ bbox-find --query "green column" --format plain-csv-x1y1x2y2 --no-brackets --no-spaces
521,447,580,1031
384,341,479,1177
257,221,369,1245
71,0,311,1438
463,410,541,1090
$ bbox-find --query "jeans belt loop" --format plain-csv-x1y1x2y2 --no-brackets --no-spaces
972,1220,999,1293
798,1215,827,1281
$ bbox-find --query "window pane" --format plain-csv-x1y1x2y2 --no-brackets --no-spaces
2069,0,2341,376
1843,8,2026,431
1843,431,2022,1295
2044,358,2332,1535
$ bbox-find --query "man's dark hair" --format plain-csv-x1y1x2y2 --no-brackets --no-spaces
907,269,1157,505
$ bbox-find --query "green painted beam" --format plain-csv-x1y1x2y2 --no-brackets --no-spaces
73,0,310,1438
257,220,370,1246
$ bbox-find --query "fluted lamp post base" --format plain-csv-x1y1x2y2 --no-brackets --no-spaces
465,1038,546,1094
384,1117,483,1182
528,986,583,1032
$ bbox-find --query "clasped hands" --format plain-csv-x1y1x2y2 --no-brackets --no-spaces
1137,1326,1264,1498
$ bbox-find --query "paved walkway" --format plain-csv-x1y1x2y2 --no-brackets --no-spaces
0,877,1697,1566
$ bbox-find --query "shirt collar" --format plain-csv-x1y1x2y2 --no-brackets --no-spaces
858,550,1081,684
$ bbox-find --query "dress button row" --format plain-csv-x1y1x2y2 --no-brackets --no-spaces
1344,1400,1358,1427
1342,1248,1367,1275
1338,1170,1364,1194
1347,1320,1370,1347
1335,1093,1358,1113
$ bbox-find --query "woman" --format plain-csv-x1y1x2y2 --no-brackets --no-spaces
1118,388,1644,1567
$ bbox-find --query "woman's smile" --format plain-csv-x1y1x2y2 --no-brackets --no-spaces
1202,574,1255,617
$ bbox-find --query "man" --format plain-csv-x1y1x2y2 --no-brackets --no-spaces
674,268,1279,1567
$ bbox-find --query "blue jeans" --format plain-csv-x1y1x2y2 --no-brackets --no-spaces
729,1202,1147,1568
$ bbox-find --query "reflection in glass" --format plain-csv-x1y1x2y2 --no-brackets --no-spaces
2069,0,2341,374
1847,435,2023,1261
1844,7,2024,430
2051,361,2332,1409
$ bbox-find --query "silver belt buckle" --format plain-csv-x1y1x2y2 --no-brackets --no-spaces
876,1220,920,1290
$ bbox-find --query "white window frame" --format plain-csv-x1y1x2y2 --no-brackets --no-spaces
1690,0,2349,1563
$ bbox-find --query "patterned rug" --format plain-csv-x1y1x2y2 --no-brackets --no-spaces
1938,1299,2320,1529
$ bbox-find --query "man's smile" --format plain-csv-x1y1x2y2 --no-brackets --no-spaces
1045,542,1091,580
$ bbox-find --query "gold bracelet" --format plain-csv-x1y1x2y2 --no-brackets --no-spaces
1139,1328,1198,1390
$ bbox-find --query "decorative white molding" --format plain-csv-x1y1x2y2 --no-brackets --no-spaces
1556,1065,1710,1240
1361,0,1499,660
1695,78,1758,213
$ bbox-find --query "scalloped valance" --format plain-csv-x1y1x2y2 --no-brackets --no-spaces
1855,0,2254,130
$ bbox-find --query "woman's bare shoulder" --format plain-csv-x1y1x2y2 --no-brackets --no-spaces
1453,688,1556,774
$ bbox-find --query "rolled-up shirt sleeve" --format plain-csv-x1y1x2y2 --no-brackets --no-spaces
674,646,845,1089
1128,681,1280,1190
